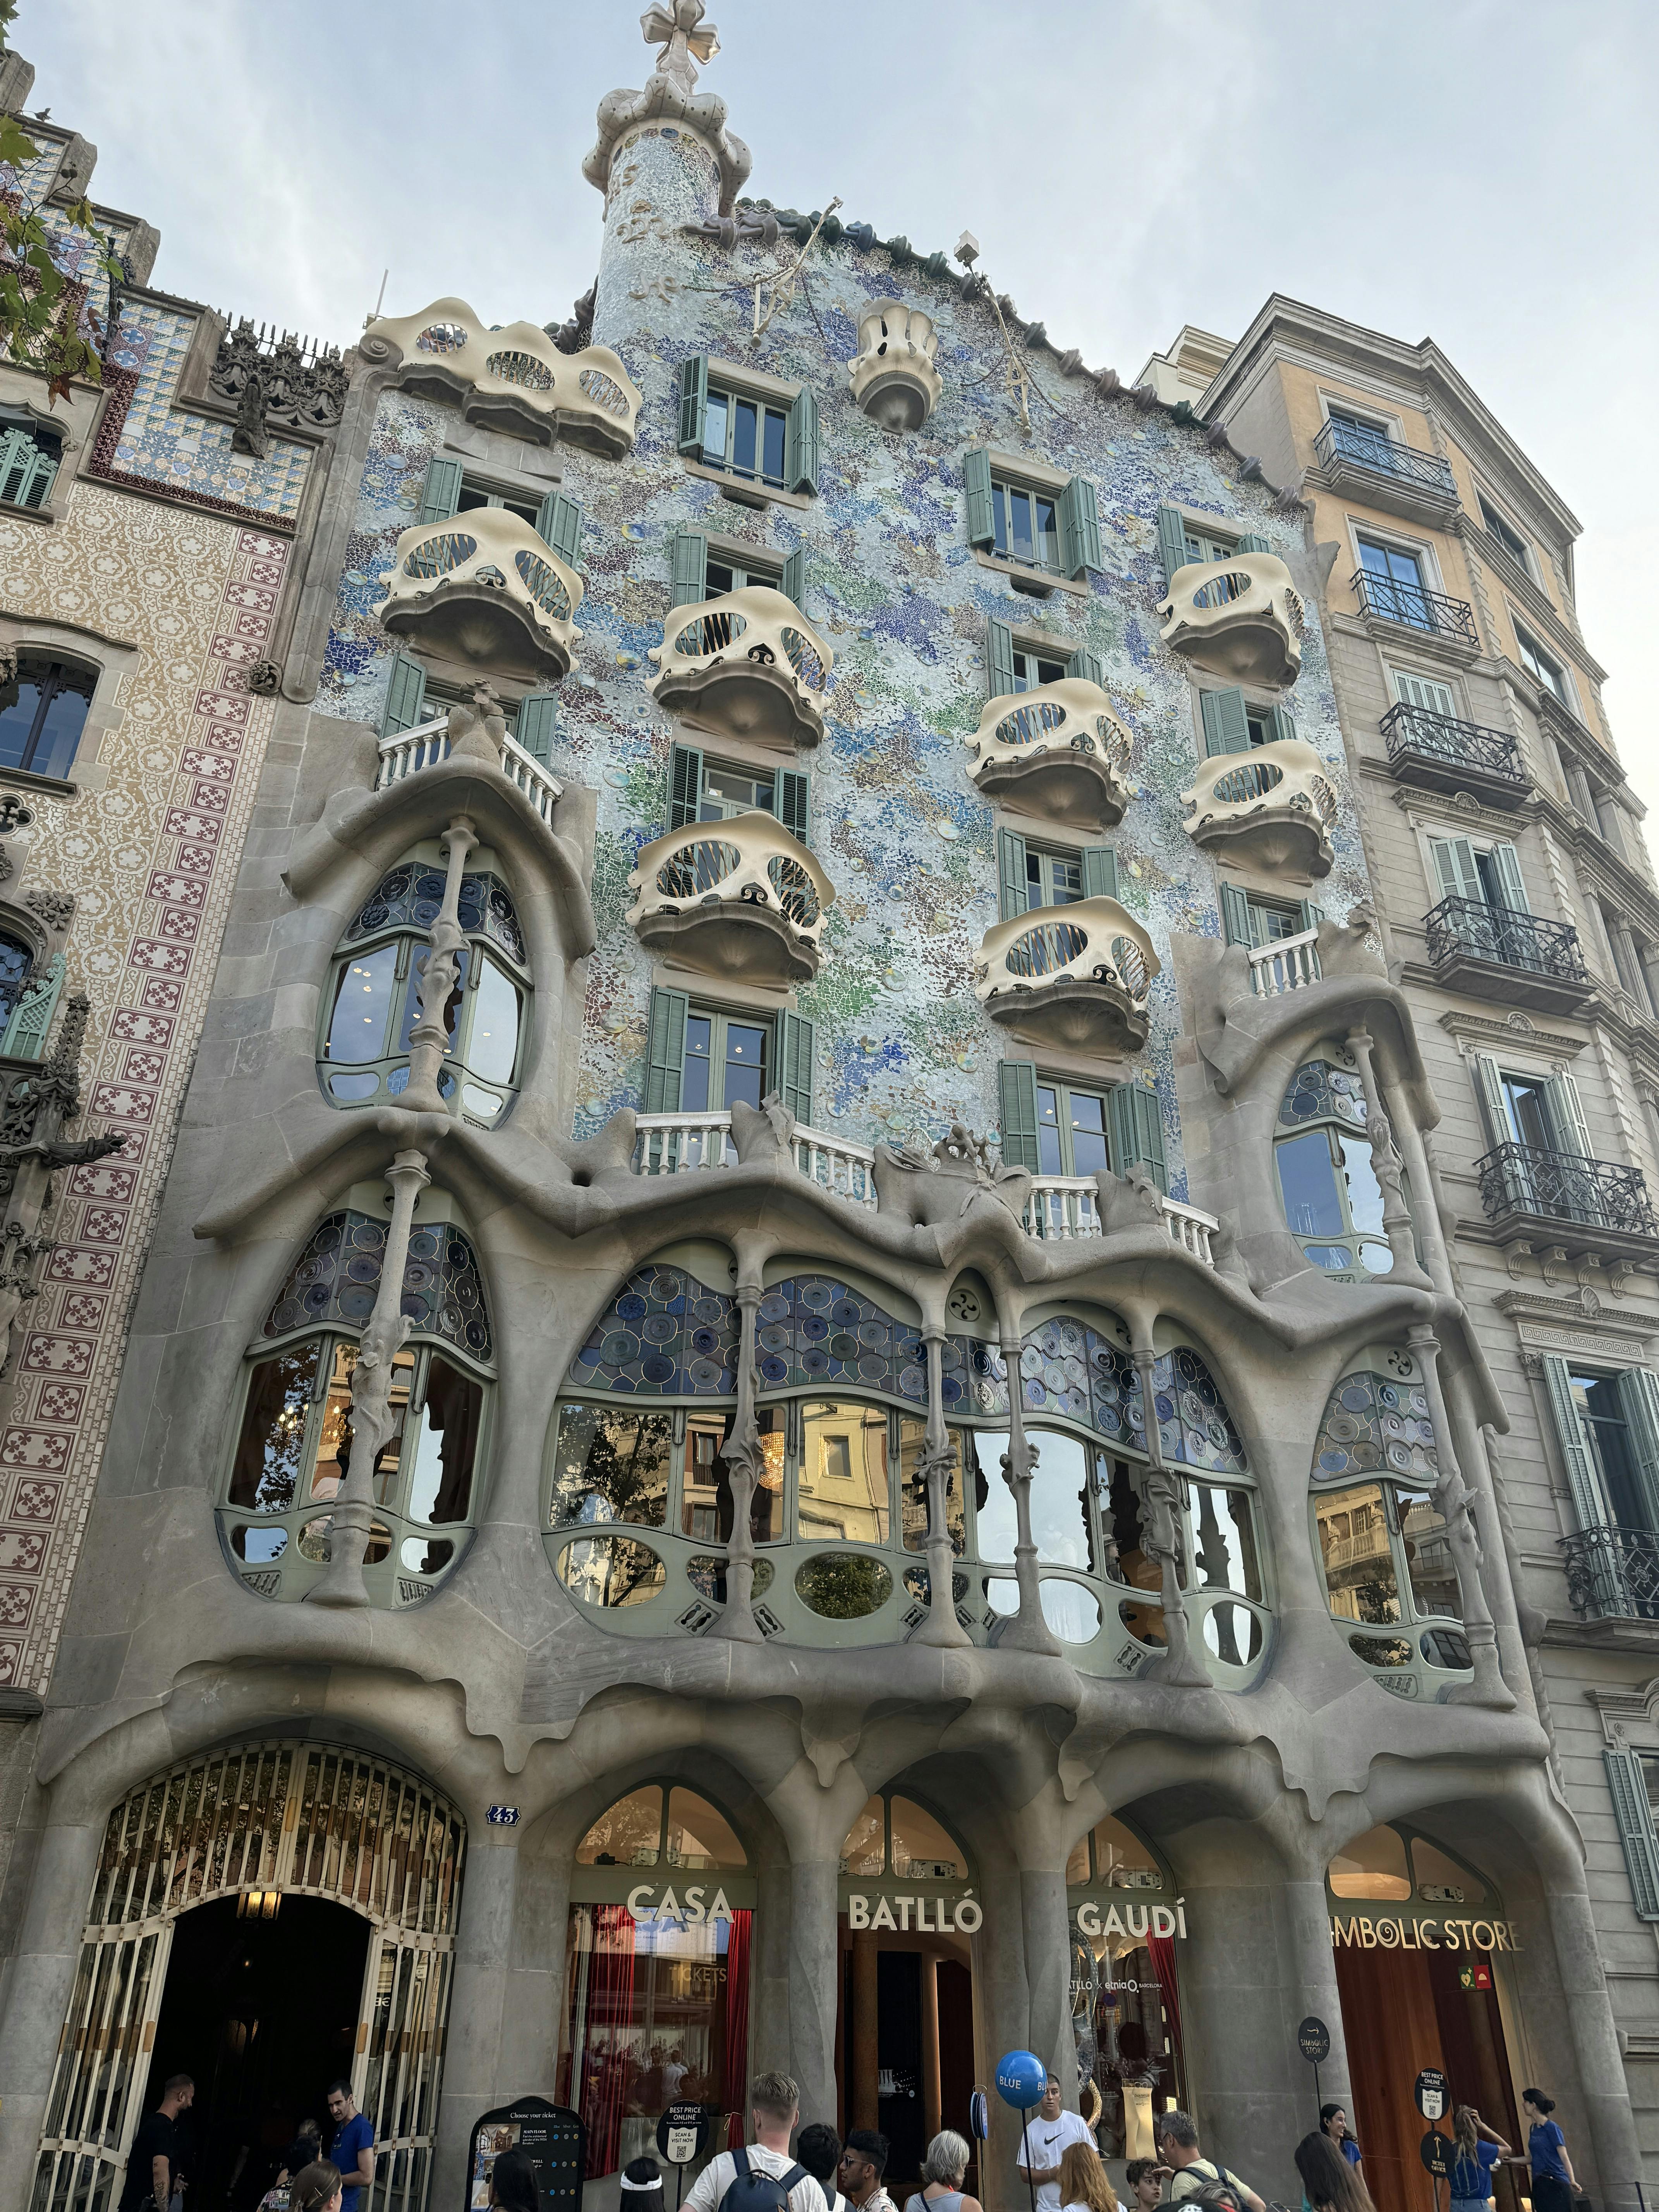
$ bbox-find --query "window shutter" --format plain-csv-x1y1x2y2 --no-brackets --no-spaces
1298,900,1326,934
986,617,1017,700
1490,841,1529,914
1429,836,1482,905
1604,1746,1659,1921
670,529,709,608
779,1011,815,1126
1219,883,1252,947
1541,1355,1609,1531
777,768,811,845
515,695,558,767
1082,846,1118,902
1156,505,1190,587
784,386,821,494
1471,1053,1509,1149
0,952,64,1060
1110,1080,1169,1194
1200,688,1252,756
644,987,690,1114
669,744,704,832
963,448,995,548
781,546,805,611
1394,669,1457,716
1617,1369,1659,1531
1264,704,1298,746
535,491,584,569
1070,647,1105,689
998,1059,1041,1173
1543,1071,1592,1158
677,354,709,455
1236,532,1272,555
416,456,465,525
380,653,428,737
998,827,1029,922
1059,474,1104,577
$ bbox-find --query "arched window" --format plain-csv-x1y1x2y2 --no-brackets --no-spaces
221,1200,494,1605
0,651,94,780
1276,1046,1408,1277
838,1789,968,1879
1310,1346,1470,1693
0,935,34,1034
318,850,529,1125
1064,1809,1187,2146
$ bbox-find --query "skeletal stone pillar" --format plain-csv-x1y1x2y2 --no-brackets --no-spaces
995,1321,1059,1654
400,815,477,1115
1346,1025,1430,1286
712,1279,765,1642
1407,1320,1513,1710
914,1326,970,1647
1132,1334,1208,1686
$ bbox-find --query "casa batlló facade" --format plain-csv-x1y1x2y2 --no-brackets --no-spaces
0,14,1649,2212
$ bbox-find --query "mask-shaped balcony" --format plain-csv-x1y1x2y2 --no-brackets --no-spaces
647,587,834,751
974,898,1158,1054
1181,738,1338,880
847,299,942,430
359,295,641,455
627,811,834,986
967,680,1133,831
1159,554,1304,689
374,507,584,686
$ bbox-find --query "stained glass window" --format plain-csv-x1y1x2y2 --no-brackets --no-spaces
754,1276,925,1396
1279,1058,1368,1129
344,862,524,965
1311,1369,1439,1484
261,1210,493,1363
568,1266,739,1395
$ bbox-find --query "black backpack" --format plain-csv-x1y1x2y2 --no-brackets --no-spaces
1184,2158,1249,2212
717,2149,812,2212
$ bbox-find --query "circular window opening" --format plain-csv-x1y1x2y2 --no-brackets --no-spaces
795,1553,893,1620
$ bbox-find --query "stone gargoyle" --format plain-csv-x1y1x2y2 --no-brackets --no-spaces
873,1121,1032,1230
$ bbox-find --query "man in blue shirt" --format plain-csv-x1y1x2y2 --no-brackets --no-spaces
326,2080,375,2212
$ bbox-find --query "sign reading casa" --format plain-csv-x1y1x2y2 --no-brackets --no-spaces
627,1883,737,1923
1329,1914,1522,1953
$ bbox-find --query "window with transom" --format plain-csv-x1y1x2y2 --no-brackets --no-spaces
0,653,95,780
1275,1046,1406,1278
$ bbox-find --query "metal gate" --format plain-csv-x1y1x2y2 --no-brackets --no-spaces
32,1740,466,2212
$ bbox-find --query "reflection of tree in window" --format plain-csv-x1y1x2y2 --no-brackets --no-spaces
578,1786,663,1867
1315,1483,1401,1623
228,1345,318,1513
551,1404,673,1528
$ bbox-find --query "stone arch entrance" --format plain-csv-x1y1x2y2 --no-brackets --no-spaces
34,1739,466,2212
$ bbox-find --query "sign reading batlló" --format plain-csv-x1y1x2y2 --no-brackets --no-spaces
847,1891,983,1932
1329,1914,1522,1953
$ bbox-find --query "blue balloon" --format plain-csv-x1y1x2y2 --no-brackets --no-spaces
995,2050,1048,2111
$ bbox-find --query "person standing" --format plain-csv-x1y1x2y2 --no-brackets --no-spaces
1319,2109,1362,2178
1056,2142,1119,2212
1294,2133,1376,2212
1450,2107,1509,2212
1018,2075,1095,2212
1515,2092,1576,2212
325,2081,375,2212
1123,2160,1162,2212
681,2072,825,2212
1154,2110,1266,2212
118,2074,194,2212
903,2130,982,2212
288,2162,343,2212
838,2130,896,2212
797,2123,847,2212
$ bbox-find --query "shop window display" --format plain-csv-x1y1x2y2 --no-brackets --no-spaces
1067,1814,1184,2162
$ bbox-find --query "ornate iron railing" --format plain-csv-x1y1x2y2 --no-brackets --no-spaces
1351,570,1478,642
1315,418,1458,498
1560,1526,1659,1623
1475,1142,1657,1235
1424,896,1587,983
1379,701,1525,787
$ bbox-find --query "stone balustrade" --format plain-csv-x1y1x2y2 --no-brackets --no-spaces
375,506,585,685
967,678,1133,831
627,810,835,985
1181,737,1338,879
647,586,834,750
847,299,942,429
1159,551,1304,688
974,898,1159,1054
1246,926,1321,997
375,712,564,825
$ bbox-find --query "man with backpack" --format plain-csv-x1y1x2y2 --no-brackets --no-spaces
683,2073,827,2212
1153,2112,1266,2212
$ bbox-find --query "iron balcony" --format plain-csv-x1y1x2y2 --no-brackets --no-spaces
1475,1141,1658,1239
1314,418,1459,503
1423,894,1590,1015
1351,569,1479,644
1380,701,1527,807
1559,1526,1659,1626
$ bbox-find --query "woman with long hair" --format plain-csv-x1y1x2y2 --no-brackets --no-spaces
1450,2106,1509,2212
1057,2142,1118,2212
1295,2132,1376,2212
288,2163,343,2212
490,2148,542,2212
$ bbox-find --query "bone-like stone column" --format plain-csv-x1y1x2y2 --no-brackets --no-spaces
1346,1025,1431,1286
1132,1333,1208,1686
712,1278,765,1642
307,1148,429,1608
994,1321,1060,1654
788,1851,842,2125
1407,1320,1514,1710
914,1326,970,1647
400,815,477,1115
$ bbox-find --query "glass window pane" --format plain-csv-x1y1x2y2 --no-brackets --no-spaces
1041,1579,1101,1642
467,960,520,1085
1029,1427,1093,1570
310,1341,358,1501
1069,1092,1109,1177
1035,497,1059,570
549,1403,672,1530
1009,489,1035,564
1314,1481,1400,1623
396,960,461,1056
680,1409,783,1543
577,1786,663,1866
993,484,1008,557
406,1357,484,1525
665,1788,747,1869
762,407,786,486
1188,1483,1261,1600
1395,1487,1459,1619
1277,1130,1345,1238
1065,1838,1089,1885
1409,1836,1484,1904
706,558,736,596
798,1401,889,1544
1037,1087,1064,1176
1103,1459,1160,1594
29,665,93,778
1574,1372,1651,1530
1329,1823,1411,1900
228,1344,320,1512
722,1020,768,1111
890,1797,966,1879
964,1427,1015,1559
1037,656,1066,686
702,390,730,465
1503,1077,1551,1151
732,399,759,476
839,1795,884,1875
325,946,398,1063
683,1017,712,1113
1090,1815,1161,1888
898,1418,963,1555
1339,1135,1386,1237
0,668,46,769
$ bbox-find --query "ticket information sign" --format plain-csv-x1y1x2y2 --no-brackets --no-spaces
656,2105,711,2167
467,2097,584,2212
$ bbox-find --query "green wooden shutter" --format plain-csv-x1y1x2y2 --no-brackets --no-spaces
1297,899,1326,934
1264,704,1298,746
0,424,59,508
998,1059,1041,1173
1618,1369,1659,1530
785,387,821,494
1200,688,1252,756
1070,647,1105,689
1542,1355,1608,1530
781,546,805,611
669,744,704,831
1604,1745,1659,1920
1156,505,1190,586
1544,1071,1592,1157
516,695,558,767
380,653,428,737
535,491,584,568
998,827,1029,922
1059,474,1104,577
987,617,1017,700
416,456,464,525
963,448,995,548
644,987,690,1113
1236,532,1272,555
677,355,709,455
1109,1080,1168,1194
1471,1053,1509,1149
779,1011,815,1125
0,952,64,1060
1218,884,1252,946
1430,836,1483,905
1491,842,1529,914
1082,847,1118,902
776,768,810,845
670,529,708,608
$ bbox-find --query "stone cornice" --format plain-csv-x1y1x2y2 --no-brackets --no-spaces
1387,778,1543,838
1437,1010,1588,1058
1498,1290,1658,1338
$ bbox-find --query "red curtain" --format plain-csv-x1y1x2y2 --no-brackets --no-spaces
723,1908,753,2141
1146,1933,1183,2067
583,1903,637,2178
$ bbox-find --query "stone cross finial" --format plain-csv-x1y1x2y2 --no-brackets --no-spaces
641,0,720,91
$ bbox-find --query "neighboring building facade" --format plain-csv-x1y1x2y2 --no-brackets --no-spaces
0,21,1646,2212
1195,297,1659,2174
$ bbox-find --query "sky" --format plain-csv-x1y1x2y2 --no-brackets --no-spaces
16,0,1659,816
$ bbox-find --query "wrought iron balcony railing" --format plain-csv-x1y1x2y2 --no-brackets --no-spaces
1424,896,1587,983
1314,418,1458,500
1560,1526,1659,1623
1475,1142,1658,1237
1350,570,1478,643
1380,702,1525,790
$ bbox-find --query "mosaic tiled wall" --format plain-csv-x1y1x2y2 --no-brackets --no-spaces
0,495,287,1692
313,142,1367,1204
